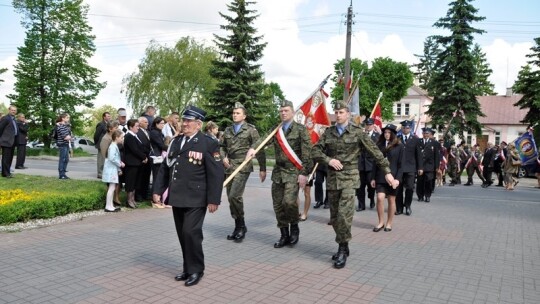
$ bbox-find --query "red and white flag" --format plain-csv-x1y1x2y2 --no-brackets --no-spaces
370,101,383,129
295,89,331,143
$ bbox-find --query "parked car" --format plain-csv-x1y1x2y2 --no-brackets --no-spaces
518,161,538,178
73,137,97,155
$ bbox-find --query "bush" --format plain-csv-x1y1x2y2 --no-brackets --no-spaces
0,175,106,225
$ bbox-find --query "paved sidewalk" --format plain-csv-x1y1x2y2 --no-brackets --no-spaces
1,177,539,303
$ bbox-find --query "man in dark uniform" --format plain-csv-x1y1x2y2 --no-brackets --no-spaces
312,101,398,269
356,118,379,211
464,144,486,186
396,120,423,216
136,116,152,201
220,102,266,242
152,106,224,287
416,128,439,203
15,113,29,169
481,142,496,188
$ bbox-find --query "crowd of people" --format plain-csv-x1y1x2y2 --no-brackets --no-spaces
1,101,538,288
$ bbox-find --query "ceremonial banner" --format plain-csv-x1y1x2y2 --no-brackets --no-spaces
370,100,383,129
513,131,538,165
294,89,331,144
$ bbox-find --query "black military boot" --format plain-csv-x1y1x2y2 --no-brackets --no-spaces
333,243,349,269
369,198,375,209
234,218,247,242
227,219,242,240
274,227,289,248
289,223,300,245
464,178,473,186
332,243,349,260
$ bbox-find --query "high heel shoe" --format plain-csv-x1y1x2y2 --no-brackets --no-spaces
373,225,384,232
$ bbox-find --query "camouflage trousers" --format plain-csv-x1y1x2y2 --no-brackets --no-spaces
328,188,356,244
447,162,459,183
271,181,300,228
226,172,250,219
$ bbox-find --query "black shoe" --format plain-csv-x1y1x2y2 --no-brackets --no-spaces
356,207,365,212
185,272,204,286
4,174,13,178
384,227,392,232
323,203,330,209
369,200,375,209
174,272,189,281
424,197,430,203
104,208,120,212
274,227,290,248
373,225,384,232
395,210,403,215
418,196,424,202
227,218,246,241
289,224,299,245
332,243,350,260
59,176,69,179
15,166,27,169
333,243,348,269
313,201,323,209
464,181,472,186
405,206,412,216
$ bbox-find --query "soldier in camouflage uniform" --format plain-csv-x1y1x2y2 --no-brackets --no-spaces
447,141,460,186
247,100,312,248
312,101,398,269
220,102,266,242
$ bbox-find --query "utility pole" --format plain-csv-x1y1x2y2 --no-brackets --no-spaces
342,1,354,101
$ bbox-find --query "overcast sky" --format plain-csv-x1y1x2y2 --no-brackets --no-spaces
1,0,539,112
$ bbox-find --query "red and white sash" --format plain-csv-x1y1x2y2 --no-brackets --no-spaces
276,127,303,170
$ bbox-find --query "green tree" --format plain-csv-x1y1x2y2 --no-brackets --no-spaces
9,0,105,147
81,104,119,138
122,37,217,117
0,67,7,85
257,81,284,133
207,0,270,129
331,57,413,121
471,44,495,96
513,37,540,126
414,36,441,94
426,0,486,137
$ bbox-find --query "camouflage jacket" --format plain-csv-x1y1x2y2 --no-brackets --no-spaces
220,123,266,174
312,124,390,190
253,121,312,183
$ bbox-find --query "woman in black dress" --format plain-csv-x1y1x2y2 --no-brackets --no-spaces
371,124,403,232
123,119,148,208
149,117,168,207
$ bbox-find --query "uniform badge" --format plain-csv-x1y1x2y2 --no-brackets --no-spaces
213,152,221,161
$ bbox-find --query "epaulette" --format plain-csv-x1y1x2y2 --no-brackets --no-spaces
247,123,256,129
350,124,361,129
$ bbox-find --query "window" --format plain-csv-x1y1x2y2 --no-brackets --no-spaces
404,103,410,116
466,135,472,144
495,131,500,145
395,103,402,115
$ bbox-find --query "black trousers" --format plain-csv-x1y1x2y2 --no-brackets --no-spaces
416,171,434,199
314,170,327,204
172,206,207,274
16,145,26,167
1,145,15,177
396,172,415,211
356,170,375,208
482,167,493,185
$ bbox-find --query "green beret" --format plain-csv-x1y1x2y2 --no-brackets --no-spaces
333,101,349,111
280,100,294,108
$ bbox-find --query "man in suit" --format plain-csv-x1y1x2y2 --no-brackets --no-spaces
481,142,496,188
247,100,312,249
15,113,29,169
135,116,152,201
356,118,379,211
0,105,18,177
94,112,111,178
395,120,423,216
152,106,224,287
416,128,439,203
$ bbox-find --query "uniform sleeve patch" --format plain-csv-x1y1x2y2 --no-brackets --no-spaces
213,152,222,161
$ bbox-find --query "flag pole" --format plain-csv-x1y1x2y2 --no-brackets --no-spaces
370,92,383,117
223,74,332,188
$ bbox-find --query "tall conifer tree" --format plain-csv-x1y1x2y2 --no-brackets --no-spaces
513,37,540,125
207,0,268,128
426,0,486,137
471,44,495,96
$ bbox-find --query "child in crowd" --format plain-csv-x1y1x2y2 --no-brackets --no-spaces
102,130,125,212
